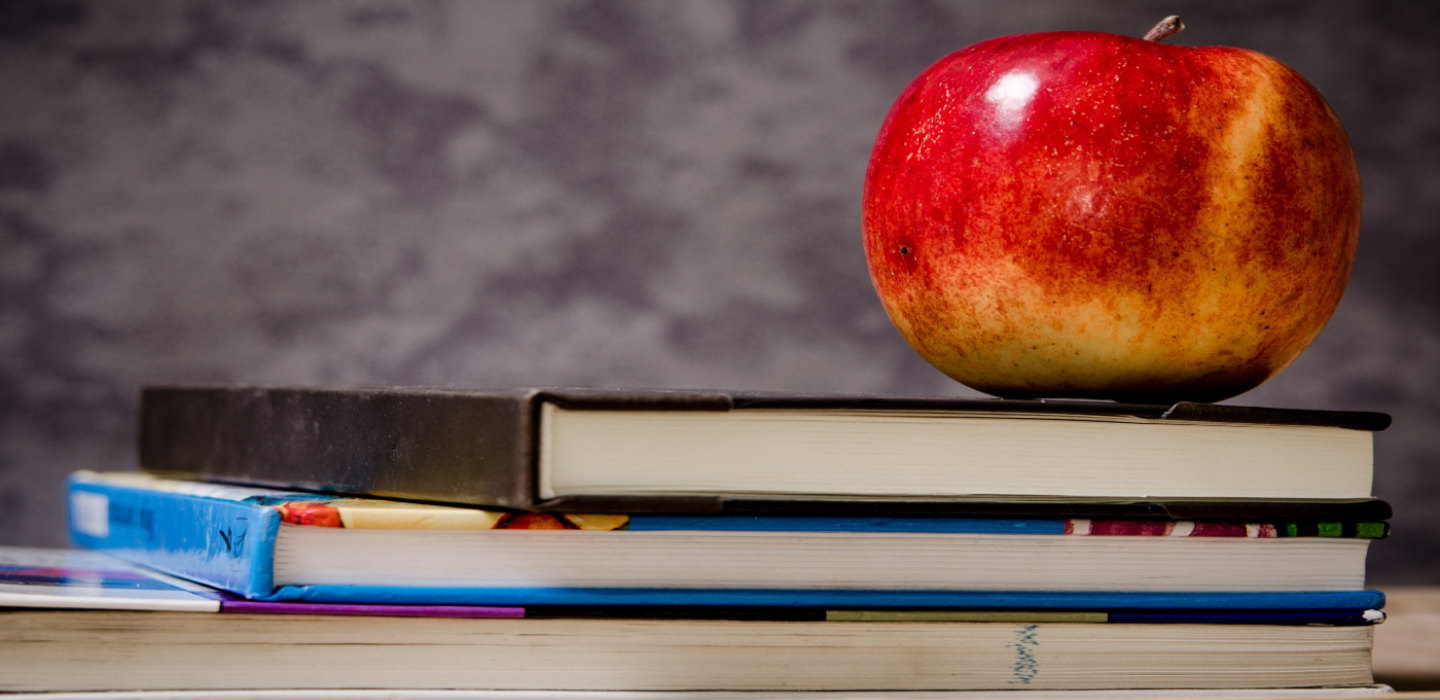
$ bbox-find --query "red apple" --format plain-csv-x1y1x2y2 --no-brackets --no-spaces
862,18,1361,403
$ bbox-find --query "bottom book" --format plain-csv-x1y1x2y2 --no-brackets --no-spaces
0,609,1372,693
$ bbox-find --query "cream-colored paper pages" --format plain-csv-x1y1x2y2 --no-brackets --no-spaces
540,406,1373,500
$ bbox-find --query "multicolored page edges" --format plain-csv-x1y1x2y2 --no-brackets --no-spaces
1062,519,1388,539
143,494,1390,539
265,505,1388,538
265,499,628,531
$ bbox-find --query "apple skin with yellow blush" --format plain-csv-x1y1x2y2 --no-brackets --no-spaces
862,25,1361,403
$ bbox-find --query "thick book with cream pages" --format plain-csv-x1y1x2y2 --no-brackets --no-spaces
138,386,1390,518
0,610,1376,692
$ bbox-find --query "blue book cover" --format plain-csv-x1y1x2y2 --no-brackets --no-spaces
68,471,1384,611
0,545,526,618
68,473,285,598
0,545,224,611
258,584,1384,611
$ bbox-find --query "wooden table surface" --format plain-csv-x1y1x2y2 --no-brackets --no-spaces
1374,587,1440,690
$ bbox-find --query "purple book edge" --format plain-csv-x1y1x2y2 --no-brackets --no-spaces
221,598,524,618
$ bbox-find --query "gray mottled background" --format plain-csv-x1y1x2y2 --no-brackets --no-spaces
1,1,1437,583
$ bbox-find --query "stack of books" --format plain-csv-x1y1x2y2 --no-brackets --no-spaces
1,386,1394,693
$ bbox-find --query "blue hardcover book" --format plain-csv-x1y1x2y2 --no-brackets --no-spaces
68,471,1384,610
0,544,1386,625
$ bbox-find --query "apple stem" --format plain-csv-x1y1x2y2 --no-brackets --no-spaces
1142,16,1185,42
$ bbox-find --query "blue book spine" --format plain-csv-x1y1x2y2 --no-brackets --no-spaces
66,474,279,598
257,585,1386,611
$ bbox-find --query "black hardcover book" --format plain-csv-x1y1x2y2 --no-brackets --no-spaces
139,386,1391,519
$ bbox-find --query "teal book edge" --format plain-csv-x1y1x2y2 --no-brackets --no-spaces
67,474,279,598
65,473,1385,611
259,585,1385,610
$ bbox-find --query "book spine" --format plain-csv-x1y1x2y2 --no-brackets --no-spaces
66,474,280,598
139,386,540,509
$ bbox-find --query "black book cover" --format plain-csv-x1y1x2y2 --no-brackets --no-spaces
138,385,1391,519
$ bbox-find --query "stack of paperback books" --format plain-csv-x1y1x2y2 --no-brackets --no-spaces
1,386,1394,693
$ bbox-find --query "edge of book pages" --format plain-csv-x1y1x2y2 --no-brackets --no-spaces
537,405,1376,502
